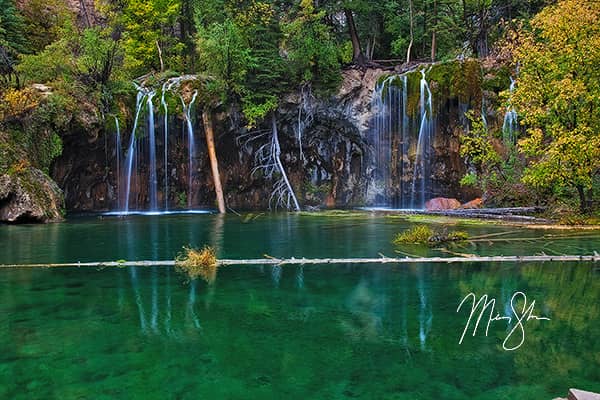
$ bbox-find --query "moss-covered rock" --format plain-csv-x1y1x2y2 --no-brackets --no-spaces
0,167,64,223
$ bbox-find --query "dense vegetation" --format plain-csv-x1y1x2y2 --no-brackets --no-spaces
0,0,598,216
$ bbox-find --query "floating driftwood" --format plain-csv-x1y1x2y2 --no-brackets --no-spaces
0,254,598,269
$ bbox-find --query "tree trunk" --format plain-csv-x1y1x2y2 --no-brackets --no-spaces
344,9,366,66
156,40,164,72
576,185,587,213
202,111,226,214
406,0,414,64
272,114,300,211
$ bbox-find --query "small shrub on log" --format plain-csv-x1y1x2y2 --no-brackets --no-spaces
175,246,218,283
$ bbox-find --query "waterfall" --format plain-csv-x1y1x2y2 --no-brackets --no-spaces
401,75,409,207
147,91,158,211
110,76,209,214
371,69,435,209
410,69,433,209
181,91,198,209
114,116,121,206
371,76,395,206
161,82,169,210
481,98,488,130
502,77,518,145
124,88,147,213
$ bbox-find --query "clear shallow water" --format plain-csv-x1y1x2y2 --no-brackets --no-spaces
0,213,599,399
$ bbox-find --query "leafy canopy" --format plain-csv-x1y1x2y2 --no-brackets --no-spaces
512,0,600,205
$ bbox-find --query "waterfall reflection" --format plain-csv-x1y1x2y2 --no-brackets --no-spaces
186,280,201,329
343,277,385,341
417,266,432,350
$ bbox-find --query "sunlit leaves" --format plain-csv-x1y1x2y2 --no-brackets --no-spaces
512,0,600,206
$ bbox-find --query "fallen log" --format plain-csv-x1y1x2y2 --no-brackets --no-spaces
0,254,598,269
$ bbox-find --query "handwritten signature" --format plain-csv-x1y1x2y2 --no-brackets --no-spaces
457,291,551,351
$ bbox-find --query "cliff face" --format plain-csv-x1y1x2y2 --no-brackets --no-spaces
51,60,503,213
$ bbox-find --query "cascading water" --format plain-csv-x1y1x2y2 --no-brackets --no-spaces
161,82,169,210
410,69,434,209
116,76,203,214
123,87,147,213
371,69,436,209
371,75,399,207
114,116,121,205
147,91,158,211
181,91,198,209
502,77,518,145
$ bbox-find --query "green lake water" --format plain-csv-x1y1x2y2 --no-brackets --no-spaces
0,213,599,399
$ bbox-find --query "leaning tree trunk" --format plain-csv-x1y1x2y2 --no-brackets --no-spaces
202,111,226,214
344,9,366,67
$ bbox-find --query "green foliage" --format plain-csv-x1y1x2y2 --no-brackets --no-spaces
17,38,73,83
0,0,29,86
393,225,434,245
196,19,254,101
282,0,342,94
393,225,470,246
18,26,123,91
460,110,501,187
241,96,277,128
18,0,73,52
512,0,600,211
459,109,531,205
177,191,187,208
459,172,477,187
120,0,183,76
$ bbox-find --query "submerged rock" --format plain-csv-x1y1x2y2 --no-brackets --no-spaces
0,168,64,223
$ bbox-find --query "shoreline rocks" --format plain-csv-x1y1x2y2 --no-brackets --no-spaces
0,168,64,223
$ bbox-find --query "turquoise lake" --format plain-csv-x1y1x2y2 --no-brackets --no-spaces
0,213,598,399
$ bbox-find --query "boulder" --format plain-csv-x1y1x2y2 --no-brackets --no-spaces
461,198,483,209
0,168,64,223
425,197,461,211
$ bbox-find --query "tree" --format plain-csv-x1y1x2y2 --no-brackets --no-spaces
0,0,28,87
120,0,183,75
196,18,253,101
512,0,600,211
282,0,341,94
18,0,72,52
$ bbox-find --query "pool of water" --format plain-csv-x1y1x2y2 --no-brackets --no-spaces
0,213,599,399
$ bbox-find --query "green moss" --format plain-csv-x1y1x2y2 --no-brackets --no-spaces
481,64,512,93
298,210,369,218
393,224,471,246
386,213,502,226
393,225,434,244
427,59,483,110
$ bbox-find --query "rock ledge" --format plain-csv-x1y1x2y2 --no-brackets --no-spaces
0,168,64,223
